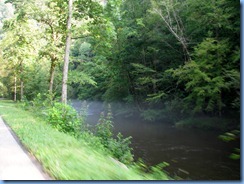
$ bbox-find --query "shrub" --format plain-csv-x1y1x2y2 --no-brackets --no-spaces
21,93,57,115
47,102,83,136
96,111,113,147
108,133,133,165
78,131,106,152
95,105,134,164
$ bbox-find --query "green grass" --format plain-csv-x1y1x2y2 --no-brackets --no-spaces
0,100,169,180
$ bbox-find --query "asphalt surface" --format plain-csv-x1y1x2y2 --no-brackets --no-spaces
0,116,49,180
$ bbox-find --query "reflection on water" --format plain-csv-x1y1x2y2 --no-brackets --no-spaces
70,100,240,180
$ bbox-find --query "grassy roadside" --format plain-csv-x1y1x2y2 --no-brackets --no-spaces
0,100,169,180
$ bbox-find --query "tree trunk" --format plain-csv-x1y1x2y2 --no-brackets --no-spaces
49,59,56,94
20,81,24,101
61,0,73,104
152,2,191,62
14,75,17,102
126,72,142,111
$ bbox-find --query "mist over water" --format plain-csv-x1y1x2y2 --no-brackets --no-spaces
69,100,240,180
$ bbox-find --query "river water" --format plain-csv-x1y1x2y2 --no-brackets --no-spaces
70,100,240,180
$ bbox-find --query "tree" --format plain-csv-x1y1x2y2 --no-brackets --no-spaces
61,0,105,102
168,0,240,116
1,16,40,101
61,0,73,104
31,0,66,94
0,0,239,123
150,0,191,62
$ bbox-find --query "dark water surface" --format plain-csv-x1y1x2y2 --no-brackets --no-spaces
70,100,240,180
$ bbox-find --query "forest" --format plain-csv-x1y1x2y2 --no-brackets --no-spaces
0,0,240,123
0,0,240,180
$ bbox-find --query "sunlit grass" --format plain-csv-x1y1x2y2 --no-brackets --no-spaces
0,100,169,180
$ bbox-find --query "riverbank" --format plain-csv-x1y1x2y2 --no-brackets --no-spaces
0,100,169,180
174,116,239,131
70,100,240,180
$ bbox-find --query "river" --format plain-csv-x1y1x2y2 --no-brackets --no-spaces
70,100,240,180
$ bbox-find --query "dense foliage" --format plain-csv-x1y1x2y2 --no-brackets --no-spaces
0,0,240,126
47,102,81,135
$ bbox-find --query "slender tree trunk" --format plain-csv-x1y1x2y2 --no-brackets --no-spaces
152,59,157,94
61,0,73,104
14,75,17,102
126,72,142,111
49,60,56,94
20,81,24,101
19,61,24,101
152,2,191,62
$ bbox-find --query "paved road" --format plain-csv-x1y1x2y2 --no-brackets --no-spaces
0,117,49,180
